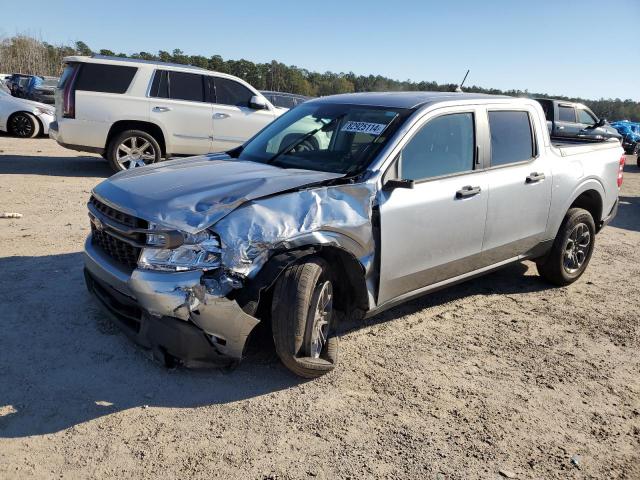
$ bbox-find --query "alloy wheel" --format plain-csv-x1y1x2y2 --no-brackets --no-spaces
116,136,156,169
305,280,333,358
563,222,591,274
10,114,34,137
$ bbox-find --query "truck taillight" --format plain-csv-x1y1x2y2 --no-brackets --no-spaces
63,65,80,119
617,154,625,188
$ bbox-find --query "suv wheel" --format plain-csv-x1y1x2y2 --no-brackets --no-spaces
107,130,161,171
271,257,338,378
536,208,595,286
8,112,40,138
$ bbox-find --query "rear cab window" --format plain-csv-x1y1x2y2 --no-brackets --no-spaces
488,111,535,166
74,63,137,94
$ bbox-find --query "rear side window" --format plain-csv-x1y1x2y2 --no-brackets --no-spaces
558,105,576,123
150,70,205,102
488,111,534,166
400,113,475,181
74,63,137,94
214,78,253,107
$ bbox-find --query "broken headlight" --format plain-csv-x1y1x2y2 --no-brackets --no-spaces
138,228,222,272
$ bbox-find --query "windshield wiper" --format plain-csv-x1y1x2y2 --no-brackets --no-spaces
265,114,346,165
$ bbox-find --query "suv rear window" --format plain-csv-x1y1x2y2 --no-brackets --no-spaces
74,63,137,94
488,111,534,166
214,78,253,107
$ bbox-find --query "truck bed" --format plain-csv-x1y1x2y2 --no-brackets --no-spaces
551,138,622,157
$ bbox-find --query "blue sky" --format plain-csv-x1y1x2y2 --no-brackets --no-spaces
3,0,639,100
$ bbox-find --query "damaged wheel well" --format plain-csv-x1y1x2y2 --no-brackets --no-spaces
235,246,369,323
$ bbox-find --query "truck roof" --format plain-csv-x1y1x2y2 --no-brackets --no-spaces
309,91,511,109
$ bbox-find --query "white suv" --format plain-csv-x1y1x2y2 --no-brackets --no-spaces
50,56,284,171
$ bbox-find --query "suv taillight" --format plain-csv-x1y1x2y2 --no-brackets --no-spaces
63,66,80,119
617,154,625,188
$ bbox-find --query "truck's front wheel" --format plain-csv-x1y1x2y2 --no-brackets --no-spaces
271,257,338,378
536,208,595,286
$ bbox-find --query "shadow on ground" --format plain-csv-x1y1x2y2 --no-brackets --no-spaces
611,195,640,233
0,154,111,178
0,251,552,438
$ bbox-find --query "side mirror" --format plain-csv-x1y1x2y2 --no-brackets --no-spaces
249,95,268,110
383,178,414,191
594,118,606,128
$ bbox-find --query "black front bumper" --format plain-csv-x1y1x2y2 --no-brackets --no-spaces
84,268,231,367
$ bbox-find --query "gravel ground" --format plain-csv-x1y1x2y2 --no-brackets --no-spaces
0,135,638,480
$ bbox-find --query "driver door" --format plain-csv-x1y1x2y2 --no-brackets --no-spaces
377,107,489,305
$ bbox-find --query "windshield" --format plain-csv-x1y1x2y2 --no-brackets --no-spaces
237,103,410,174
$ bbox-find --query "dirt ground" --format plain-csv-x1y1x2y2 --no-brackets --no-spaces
0,134,638,480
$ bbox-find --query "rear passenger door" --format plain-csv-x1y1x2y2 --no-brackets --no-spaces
211,77,275,152
148,70,213,155
481,108,552,264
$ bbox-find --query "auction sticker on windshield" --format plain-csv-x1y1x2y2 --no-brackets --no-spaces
341,121,387,135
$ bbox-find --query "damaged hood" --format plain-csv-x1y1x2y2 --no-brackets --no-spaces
93,154,343,233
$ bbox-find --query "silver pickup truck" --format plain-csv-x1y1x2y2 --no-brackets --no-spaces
83,92,625,377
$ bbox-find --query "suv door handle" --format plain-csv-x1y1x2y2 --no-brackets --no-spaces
213,113,230,119
152,106,171,112
456,185,482,199
526,172,546,183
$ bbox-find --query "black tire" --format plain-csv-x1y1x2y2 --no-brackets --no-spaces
8,112,40,138
633,143,640,156
271,257,338,378
106,130,161,172
536,208,596,286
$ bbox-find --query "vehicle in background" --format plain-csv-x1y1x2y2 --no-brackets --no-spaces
610,120,640,157
83,92,624,377
50,55,284,171
0,79,10,95
0,89,54,137
6,74,33,98
534,98,621,143
27,76,58,105
260,91,310,109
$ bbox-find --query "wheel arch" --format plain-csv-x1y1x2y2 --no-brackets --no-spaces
236,243,369,324
105,120,167,156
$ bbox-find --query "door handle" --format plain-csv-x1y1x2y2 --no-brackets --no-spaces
456,185,482,199
152,106,171,112
213,113,230,119
526,172,546,183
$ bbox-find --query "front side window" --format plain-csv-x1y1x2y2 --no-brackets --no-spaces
488,111,534,166
558,105,576,123
237,103,409,174
215,78,253,107
577,109,597,125
400,113,475,181
74,63,137,94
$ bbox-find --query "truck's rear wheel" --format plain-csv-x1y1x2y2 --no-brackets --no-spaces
107,130,161,172
536,208,595,286
271,257,338,378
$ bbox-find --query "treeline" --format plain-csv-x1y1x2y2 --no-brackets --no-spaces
1,34,639,121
